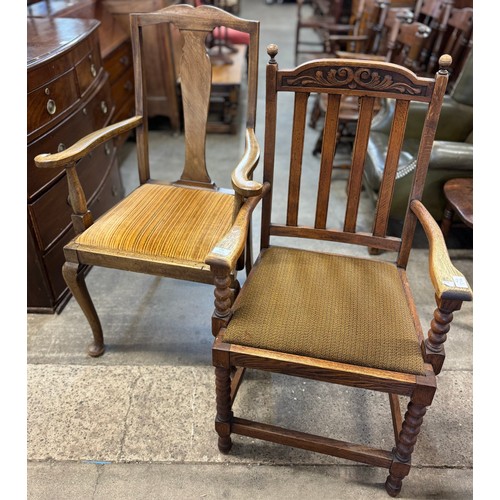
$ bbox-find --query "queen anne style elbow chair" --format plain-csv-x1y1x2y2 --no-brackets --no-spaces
210,46,472,497
34,4,263,357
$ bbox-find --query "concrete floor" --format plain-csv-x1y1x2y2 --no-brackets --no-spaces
26,1,473,498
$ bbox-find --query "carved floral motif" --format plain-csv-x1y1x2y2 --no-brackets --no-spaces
284,66,425,95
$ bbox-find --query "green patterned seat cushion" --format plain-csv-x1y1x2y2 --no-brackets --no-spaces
224,246,425,375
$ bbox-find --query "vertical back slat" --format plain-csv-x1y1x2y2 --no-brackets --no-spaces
287,92,309,226
344,96,375,233
179,29,212,184
372,99,410,237
315,94,341,229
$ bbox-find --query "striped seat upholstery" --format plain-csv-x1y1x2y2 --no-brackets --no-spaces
224,246,426,375
75,183,235,265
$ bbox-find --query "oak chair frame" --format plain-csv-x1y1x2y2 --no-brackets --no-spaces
34,4,264,356
210,46,472,497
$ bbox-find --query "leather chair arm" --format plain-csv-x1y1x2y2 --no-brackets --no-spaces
427,141,473,171
371,98,473,142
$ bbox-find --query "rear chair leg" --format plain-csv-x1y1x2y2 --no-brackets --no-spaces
385,400,427,497
62,261,105,357
215,366,233,454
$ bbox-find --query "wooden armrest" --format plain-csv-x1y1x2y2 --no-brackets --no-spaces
206,182,270,271
34,116,143,169
410,200,473,302
231,127,262,197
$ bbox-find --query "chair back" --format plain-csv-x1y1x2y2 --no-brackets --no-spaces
261,46,450,268
438,7,472,83
415,0,455,72
389,21,431,70
129,4,259,186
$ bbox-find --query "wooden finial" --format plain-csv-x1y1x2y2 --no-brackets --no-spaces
439,54,453,74
267,44,278,64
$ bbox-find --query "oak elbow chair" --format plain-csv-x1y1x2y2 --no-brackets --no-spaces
34,4,264,357
210,46,472,496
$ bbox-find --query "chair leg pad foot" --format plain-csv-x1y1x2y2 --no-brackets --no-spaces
88,343,105,357
218,436,232,454
385,476,402,497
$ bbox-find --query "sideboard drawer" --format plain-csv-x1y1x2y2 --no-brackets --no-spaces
103,40,133,85
29,142,115,251
27,69,79,137
28,73,113,201
111,67,135,117
75,46,103,96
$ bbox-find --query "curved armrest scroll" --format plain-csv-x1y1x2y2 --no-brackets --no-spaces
231,127,263,198
206,182,271,271
34,116,143,169
410,200,473,302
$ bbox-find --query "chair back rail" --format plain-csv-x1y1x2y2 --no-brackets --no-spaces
262,52,450,262
130,4,259,187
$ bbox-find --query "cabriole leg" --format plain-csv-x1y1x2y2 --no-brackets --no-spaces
62,261,104,357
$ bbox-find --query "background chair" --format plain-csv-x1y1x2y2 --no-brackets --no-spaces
440,177,472,239
210,46,472,497
294,0,357,65
34,4,264,357
310,11,429,158
362,50,472,224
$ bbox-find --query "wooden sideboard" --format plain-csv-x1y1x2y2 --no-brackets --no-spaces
28,0,136,135
27,16,125,313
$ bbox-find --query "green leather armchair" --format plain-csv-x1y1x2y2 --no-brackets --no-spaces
363,52,473,223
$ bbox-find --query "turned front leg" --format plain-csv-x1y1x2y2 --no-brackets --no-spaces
385,401,427,497
424,297,463,375
215,366,233,453
211,266,233,337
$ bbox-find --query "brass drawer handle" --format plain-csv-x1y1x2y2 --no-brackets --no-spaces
57,143,66,152
47,99,56,115
100,101,108,114
90,63,97,78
